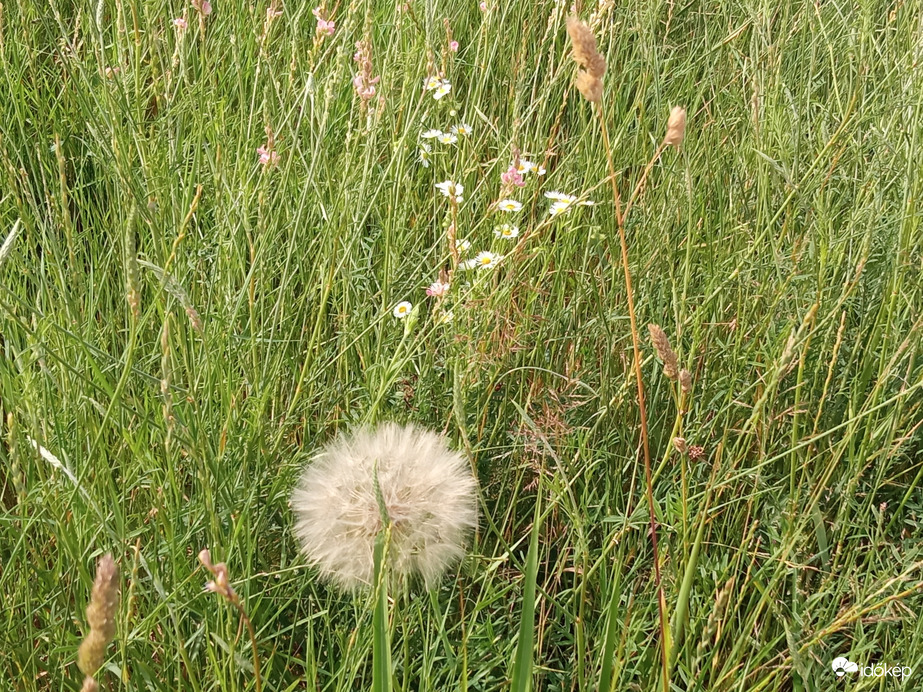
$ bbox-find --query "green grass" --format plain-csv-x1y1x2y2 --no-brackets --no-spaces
2,0,923,690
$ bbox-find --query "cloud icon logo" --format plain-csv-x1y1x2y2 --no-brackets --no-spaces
831,657,859,677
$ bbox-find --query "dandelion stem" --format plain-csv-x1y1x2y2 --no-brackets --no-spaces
372,526,393,692
596,99,670,692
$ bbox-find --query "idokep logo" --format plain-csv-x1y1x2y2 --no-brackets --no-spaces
831,656,912,680
831,657,858,677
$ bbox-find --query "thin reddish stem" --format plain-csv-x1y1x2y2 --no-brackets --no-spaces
596,99,670,692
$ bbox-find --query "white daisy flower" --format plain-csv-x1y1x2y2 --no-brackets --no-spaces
418,142,432,167
456,238,472,253
393,301,413,318
493,223,520,239
548,200,573,216
423,76,442,91
497,199,523,212
451,123,473,136
474,251,502,269
547,192,595,217
460,258,478,270
421,128,443,139
433,81,452,100
437,310,454,324
437,132,458,145
544,191,577,203
514,159,546,175
436,180,464,199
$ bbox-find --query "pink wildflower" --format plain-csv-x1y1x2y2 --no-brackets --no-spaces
191,0,212,16
257,145,280,167
352,39,381,108
198,549,237,602
312,7,335,35
172,17,188,30
449,40,459,52
479,1,487,10
501,165,525,188
426,281,450,297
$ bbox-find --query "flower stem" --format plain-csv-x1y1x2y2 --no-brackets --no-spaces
233,602,262,692
596,99,670,692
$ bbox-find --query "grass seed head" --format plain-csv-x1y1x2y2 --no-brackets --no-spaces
77,554,119,678
567,16,605,102
664,106,687,147
292,422,479,591
648,324,679,380
575,70,603,103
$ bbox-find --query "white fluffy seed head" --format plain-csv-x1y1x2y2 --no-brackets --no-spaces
292,422,479,591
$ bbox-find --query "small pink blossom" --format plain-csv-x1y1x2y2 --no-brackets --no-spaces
449,40,459,52
199,549,237,601
352,38,380,107
312,7,335,35
257,145,280,167
501,165,525,188
172,17,188,30
191,0,212,15
426,281,450,297
479,1,487,10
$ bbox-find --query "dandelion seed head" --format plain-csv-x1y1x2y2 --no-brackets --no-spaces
292,423,478,590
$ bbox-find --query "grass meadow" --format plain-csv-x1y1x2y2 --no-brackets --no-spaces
2,0,923,690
